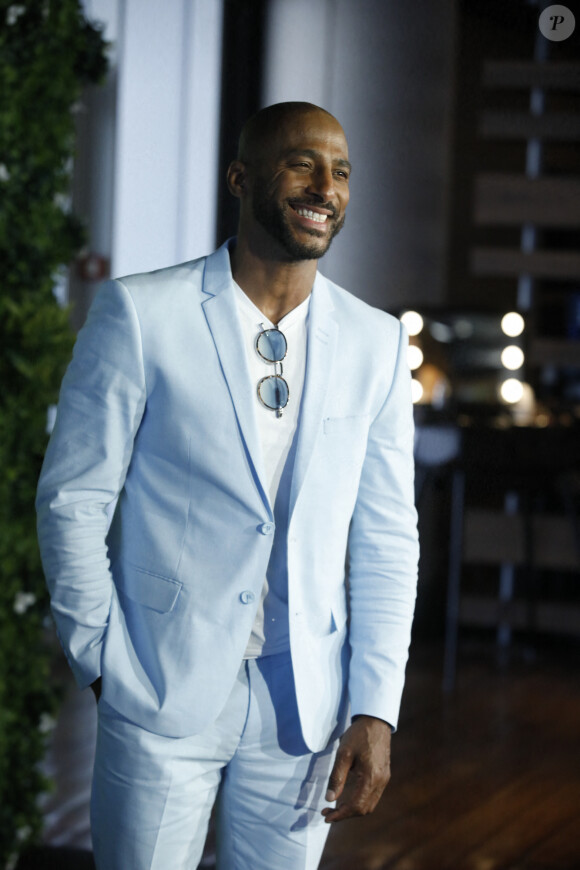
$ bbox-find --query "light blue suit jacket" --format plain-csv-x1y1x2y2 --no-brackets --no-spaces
36,241,419,752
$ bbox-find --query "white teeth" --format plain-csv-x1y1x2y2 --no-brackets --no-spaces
295,208,327,223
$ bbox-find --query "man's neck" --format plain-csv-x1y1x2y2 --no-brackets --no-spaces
229,239,318,325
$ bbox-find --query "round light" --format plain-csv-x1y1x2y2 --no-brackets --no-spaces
401,311,424,336
407,345,424,371
501,312,525,338
501,345,525,371
411,378,424,403
500,378,524,404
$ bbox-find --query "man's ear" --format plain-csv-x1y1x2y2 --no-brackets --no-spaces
227,160,248,198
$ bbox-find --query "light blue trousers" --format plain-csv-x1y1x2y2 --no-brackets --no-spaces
91,651,340,869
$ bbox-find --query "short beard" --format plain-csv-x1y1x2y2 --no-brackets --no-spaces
251,180,345,261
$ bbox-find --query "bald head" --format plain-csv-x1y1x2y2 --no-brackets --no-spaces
237,102,343,164
227,101,350,263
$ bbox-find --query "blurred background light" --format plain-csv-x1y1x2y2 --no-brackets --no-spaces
501,312,525,338
429,321,454,343
407,345,424,370
500,378,524,404
501,345,525,371
411,378,424,403
401,311,424,336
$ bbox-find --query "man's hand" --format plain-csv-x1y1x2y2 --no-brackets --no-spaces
321,715,391,823
90,677,102,702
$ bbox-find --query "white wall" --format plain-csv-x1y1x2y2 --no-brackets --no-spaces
262,0,457,310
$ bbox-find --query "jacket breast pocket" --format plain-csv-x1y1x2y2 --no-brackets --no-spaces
321,415,370,479
120,565,182,614
323,414,370,436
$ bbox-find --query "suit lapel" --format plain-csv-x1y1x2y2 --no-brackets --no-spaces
201,244,271,515
289,273,338,519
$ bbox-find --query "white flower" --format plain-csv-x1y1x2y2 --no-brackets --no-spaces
7,5,26,25
54,192,71,212
51,266,69,307
13,592,36,615
39,713,57,734
16,825,32,842
5,852,18,870
0,164,10,183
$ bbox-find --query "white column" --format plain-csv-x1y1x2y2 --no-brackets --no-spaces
112,0,223,276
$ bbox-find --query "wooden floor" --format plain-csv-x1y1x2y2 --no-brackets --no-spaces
321,637,580,870
18,635,580,870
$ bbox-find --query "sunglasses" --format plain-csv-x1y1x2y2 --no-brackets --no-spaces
255,327,289,417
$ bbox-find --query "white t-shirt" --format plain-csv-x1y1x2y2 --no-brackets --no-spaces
233,283,310,657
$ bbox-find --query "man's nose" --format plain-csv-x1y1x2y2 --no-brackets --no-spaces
306,165,335,200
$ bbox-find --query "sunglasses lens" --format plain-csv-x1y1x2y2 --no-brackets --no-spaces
258,375,289,410
256,329,287,362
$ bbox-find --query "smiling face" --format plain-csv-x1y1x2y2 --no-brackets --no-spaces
232,106,351,262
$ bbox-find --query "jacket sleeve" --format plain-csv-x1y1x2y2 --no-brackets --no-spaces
347,321,419,730
36,280,146,688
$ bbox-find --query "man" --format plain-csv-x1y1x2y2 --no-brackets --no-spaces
36,102,419,870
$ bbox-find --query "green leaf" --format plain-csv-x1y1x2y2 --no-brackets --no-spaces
0,1,107,863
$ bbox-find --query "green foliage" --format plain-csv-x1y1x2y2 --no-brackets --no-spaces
0,2,107,865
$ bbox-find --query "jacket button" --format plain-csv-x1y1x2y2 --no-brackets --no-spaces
259,522,274,535
240,590,255,604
